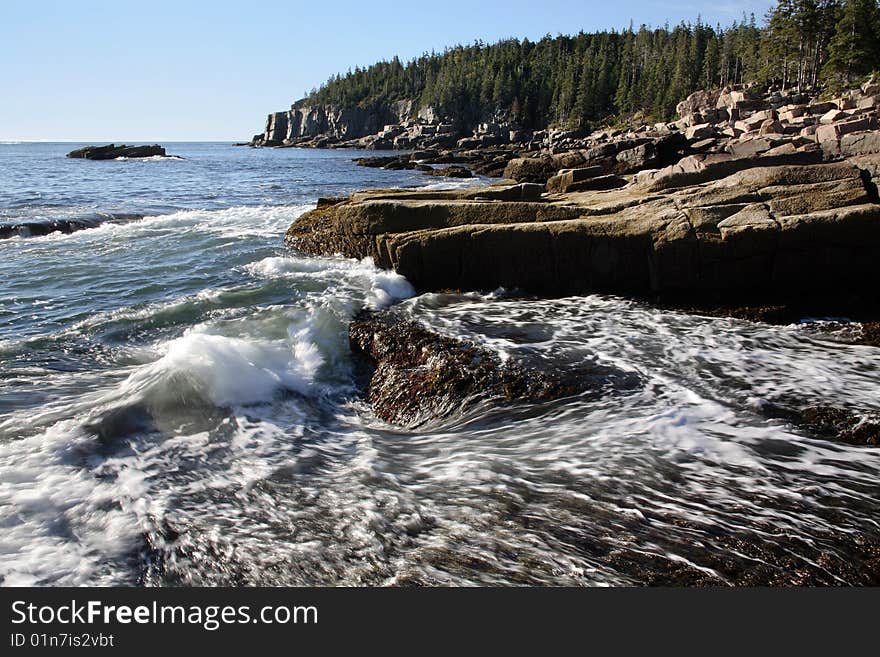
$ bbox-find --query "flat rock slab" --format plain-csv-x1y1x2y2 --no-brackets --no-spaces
286,154,880,304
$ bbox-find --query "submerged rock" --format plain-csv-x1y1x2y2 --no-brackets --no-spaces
762,402,880,446
349,311,638,427
66,144,167,160
0,212,145,239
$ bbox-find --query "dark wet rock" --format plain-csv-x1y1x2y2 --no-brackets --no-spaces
0,212,145,239
383,159,424,171
316,197,346,208
422,165,473,178
761,403,880,446
861,321,880,347
349,311,637,428
353,155,401,168
799,406,880,445
66,144,167,160
470,155,515,177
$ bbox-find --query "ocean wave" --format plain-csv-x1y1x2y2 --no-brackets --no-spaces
1,204,311,244
246,254,415,309
124,204,311,238
127,328,323,407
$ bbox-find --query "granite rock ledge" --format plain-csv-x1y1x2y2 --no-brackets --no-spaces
285,153,880,303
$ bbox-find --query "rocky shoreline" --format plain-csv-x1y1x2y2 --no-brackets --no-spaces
280,83,880,433
287,154,880,303
251,81,880,177
285,83,880,302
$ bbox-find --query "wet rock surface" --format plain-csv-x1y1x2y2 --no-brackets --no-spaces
349,311,639,428
0,212,145,239
422,165,473,178
662,294,880,346
762,403,880,446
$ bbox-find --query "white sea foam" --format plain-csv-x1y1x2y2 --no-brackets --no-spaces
5,161,880,586
24,204,311,243
245,254,415,309
0,421,143,586
113,155,183,161
419,178,486,191
129,330,322,407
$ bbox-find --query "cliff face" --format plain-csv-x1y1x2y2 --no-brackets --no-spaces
254,99,415,146
250,96,523,151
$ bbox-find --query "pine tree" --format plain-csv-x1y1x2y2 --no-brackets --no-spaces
823,0,880,84
293,5,856,131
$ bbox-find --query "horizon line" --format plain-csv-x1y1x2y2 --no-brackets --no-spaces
0,139,249,144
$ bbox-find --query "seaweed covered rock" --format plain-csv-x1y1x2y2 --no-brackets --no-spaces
762,403,880,446
349,311,638,427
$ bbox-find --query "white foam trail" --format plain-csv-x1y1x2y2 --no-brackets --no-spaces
14,205,311,244
112,155,182,161
0,421,143,586
246,255,415,309
419,178,486,191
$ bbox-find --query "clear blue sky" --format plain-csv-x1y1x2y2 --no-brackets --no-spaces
1,0,774,141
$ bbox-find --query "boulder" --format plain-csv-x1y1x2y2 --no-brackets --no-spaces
778,105,807,122
727,138,773,157
615,142,658,173
839,131,880,157
546,166,604,193
857,94,880,110
423,165,473,178
808,101,838,115
677,89,722,117
472,183,545,202
742,110,777,130
759,120,785,135
349,311,637,427
685,124,715,141
820,109,844,124
502,156,553,183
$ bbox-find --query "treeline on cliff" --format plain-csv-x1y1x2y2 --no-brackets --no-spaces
299,0,880,129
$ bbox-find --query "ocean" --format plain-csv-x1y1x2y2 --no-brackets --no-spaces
1,142,879,586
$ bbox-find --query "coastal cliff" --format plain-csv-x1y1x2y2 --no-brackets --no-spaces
253,100,418,147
